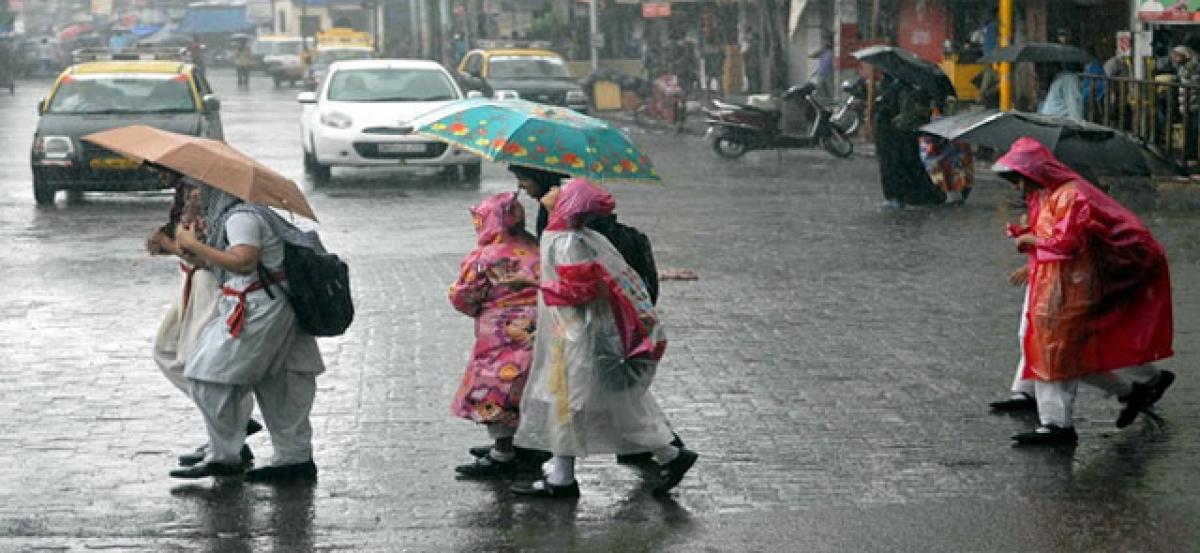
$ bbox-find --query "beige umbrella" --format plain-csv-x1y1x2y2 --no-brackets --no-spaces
82,125,318,222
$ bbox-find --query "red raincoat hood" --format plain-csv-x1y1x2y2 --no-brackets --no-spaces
995,137,1087,191
545,178,615,232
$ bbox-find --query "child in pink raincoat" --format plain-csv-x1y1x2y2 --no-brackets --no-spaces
448,192,541,478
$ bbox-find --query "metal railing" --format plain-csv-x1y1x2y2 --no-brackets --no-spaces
1082,75,1200,172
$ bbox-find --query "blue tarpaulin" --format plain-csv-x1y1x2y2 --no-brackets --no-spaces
175,6,254,34
131,24,162,38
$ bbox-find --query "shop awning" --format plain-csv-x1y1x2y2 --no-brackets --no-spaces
175,6,254,35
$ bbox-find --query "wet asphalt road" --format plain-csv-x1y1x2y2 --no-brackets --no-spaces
2,68,1200,552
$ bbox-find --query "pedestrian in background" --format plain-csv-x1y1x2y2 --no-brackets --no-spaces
1038,63,1084,121
169,185,326,481
187,35,205,71
810,35,835,101
995,138,1175,446
504,178,697,497
234,40,254,88
145,172,262,467
448,192,541,479
873,78,945,208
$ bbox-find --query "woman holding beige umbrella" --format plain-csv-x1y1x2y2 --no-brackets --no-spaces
84,126,330,481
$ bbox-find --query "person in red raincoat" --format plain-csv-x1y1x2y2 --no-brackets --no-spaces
993,137,1175,446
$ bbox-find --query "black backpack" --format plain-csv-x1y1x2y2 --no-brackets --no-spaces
590,217,659,305
260,242,354,337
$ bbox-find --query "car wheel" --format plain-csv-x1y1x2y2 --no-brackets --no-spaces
462,163,482,184
32,173,56,206
311,162,331,182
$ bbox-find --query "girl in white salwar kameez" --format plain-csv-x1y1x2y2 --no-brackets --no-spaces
146,176,263,467
506,178,698,498
169,185,325,482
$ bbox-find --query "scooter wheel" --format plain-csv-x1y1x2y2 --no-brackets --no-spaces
821,130,854,159
711,135,747,159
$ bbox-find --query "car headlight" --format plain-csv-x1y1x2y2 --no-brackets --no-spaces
38,136,74,158
566,90,587,102
320,111,353,129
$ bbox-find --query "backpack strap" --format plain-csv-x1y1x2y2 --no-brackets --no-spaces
256,263,277,300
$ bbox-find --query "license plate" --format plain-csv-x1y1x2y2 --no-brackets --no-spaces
377,143,425,153
89,157,139,170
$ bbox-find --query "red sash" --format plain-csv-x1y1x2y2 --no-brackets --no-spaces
222,271,286,338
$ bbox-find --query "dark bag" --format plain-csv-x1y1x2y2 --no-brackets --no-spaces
260,242,354,337
593,218,659,305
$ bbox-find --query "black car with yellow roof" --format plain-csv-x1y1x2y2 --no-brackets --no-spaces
30,47,223,205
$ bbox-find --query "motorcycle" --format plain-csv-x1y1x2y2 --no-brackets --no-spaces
829,77,866,136
634,73,687,132
703,83,853,160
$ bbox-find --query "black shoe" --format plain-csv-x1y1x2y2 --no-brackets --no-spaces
617,433,686,464
179,444,254,467
178,447,206,467
1011,425,1078,446
455,456,517,479
469,445,552,463
616,452,655,465
989,393,1036,412
510,478,581,498
1150,370,1176,406
654,448,698,495
245,460,318,483
1117,378,1159,429
169,461,245,479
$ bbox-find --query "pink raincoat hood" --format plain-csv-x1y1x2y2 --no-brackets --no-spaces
545,178,615,232
470,191,525,245
995,137,1087,191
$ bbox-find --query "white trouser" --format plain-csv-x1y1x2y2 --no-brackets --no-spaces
189,380,253,465
1035,364,1161,427
1010,285,1036,396
190,369,317,466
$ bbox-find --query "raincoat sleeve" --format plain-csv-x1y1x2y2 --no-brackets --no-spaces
540,237,603,307
1033,188,1086,262
449,250,490,318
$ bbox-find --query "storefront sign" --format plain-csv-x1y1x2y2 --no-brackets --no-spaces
1138,1,1200,22
643,2,671,18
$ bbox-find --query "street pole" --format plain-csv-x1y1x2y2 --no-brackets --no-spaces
864,0,880,139
589,0,598,70
999,0,1012,111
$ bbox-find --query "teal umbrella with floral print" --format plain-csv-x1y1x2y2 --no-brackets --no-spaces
411,98,661,183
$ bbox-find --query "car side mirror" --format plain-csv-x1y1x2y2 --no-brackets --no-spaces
297,91,317,104
466,90,484,99
36,97,44,115
202,94,221,112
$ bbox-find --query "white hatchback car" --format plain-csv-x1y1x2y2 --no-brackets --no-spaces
298,59,482,182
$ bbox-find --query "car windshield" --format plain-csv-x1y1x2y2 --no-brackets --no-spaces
47,74,196,114
326,68,458,102
317,48,373,65
488,56,570,79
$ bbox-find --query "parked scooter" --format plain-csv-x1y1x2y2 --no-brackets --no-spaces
634,73,687,132
829,77,866,136
703,83,853,159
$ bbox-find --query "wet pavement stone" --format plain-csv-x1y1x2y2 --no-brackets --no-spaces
1,69,1199,551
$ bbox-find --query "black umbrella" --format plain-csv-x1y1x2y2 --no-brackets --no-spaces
852,45,956,99
919,110,1175,177
980,43,1092,64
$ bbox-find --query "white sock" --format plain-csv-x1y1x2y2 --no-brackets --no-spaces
653,445,680,465
546,455,575,486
